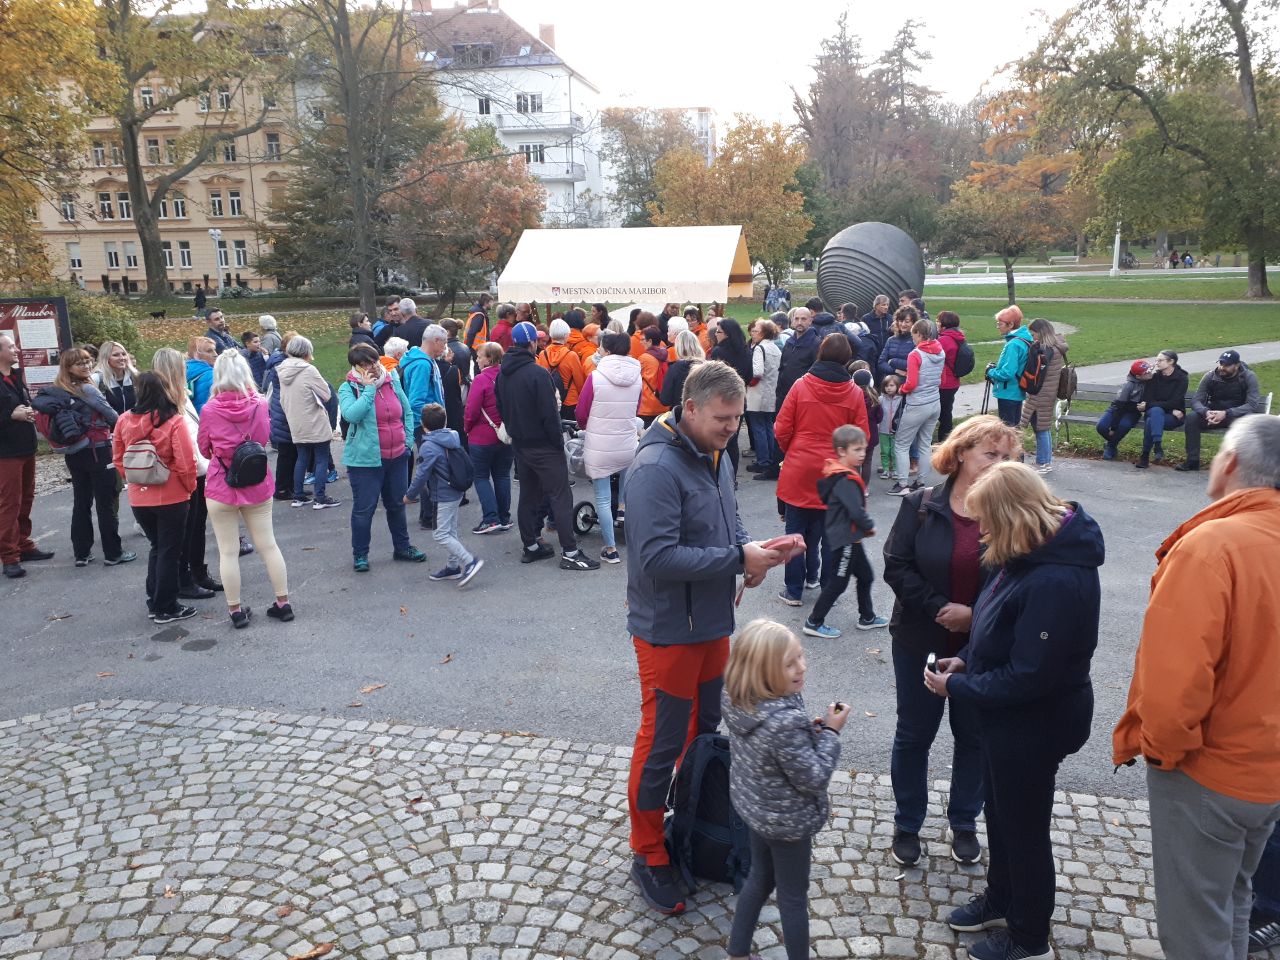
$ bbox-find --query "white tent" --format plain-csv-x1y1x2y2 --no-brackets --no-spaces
497,225,753,304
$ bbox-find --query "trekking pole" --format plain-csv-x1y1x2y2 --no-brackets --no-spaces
981,363,995,415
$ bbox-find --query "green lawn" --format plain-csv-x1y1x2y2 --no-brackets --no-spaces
924,273,1273,302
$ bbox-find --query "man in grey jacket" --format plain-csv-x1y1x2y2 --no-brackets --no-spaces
623,360,783,916
1176,350,1264,471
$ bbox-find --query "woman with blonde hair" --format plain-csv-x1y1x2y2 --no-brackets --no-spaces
92,341,138,415
197,351,292,628
152,347,219,598
882,414,1020,869
924,461,1103,960
657,329,703,408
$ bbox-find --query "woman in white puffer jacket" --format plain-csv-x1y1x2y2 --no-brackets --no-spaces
746,317,783,475
576,332,643,564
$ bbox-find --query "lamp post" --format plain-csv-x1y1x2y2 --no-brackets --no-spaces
1109,219,1122,277
208,228,223,292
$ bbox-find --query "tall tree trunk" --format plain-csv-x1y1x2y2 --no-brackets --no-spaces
1075,232,1088,257
118,103,171,294
1155,229,1168,257
1003,258,1016,304
1245,225,1272,297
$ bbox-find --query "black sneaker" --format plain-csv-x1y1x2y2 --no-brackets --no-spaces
429,566,463,581
230,607,252,629
20,548,53,562
560,550,600,571
520,542,555,564
948,891,1007,932
629,857,685,915
966,928,1051,960
266,602,294,622
104,551,137,566
75,555,95,567
1175,460,1200,472
1249,912,1280,953
3,563,26,579
950,828,981,864
1152,443,1165,463
154,605,197,625
891,830,921,866
472,520,502,535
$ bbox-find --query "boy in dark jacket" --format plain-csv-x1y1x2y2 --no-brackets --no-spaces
404,404,482,586
805,425,889,638
1097,360,1154,459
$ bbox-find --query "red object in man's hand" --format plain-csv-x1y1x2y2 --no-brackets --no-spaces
760,534,806,563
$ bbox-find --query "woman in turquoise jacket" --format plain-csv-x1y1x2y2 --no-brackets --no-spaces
987,305,1034,426
337,343,426,572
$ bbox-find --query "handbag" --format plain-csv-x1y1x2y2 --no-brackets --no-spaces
481,407,511,445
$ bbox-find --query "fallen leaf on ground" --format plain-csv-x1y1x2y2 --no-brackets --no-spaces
864,711,877,717
399,606,407,616
866,648,881,655
163,885,175,898
301,546,317,552
287,946,334,960
347,701,363,708
358,682,386,695
439,653,453,665
47,613,73,621
275,905,294,918
405,795,425,810
97,671,115,678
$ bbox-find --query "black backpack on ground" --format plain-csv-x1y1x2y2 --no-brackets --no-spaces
444,445,474,492
664,733,753,893
220,437,269,488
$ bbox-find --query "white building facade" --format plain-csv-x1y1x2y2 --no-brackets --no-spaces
410,1,612,228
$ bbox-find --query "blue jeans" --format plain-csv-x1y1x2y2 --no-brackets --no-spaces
348,455,411,558
295,441,331,500
782,504,824,600
890,642,984,833
469,442,513,525
745,411,779,468
592,476,617,549
1096,409,1139,448
1026,410,1052,465
1143,406,1183,451
1255,822,1280,918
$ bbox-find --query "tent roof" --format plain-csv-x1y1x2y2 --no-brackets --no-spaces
497,226,753,304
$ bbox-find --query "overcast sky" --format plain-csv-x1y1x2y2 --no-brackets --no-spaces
499,0,1078,119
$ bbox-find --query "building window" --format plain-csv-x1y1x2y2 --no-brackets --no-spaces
228,190,243,216
110,143,124,165
97,192,114,219
309,104,325,122
158,197,168,219
172,193,187,218
217,87,232,110
233,240,248,267
124,241,139,268
264,133,281,160
159,87,175,111
67,242,82,270
262,91,278,110
217,240,229,268
165,138,178,164
477,97,491,115
146,138,161,164
208,191,223,217
92,142,106,166
162,241,173,269
516,93,543,114
519,143,546,163
140,86,154,109
178,241,192,268
222,141,237,163
452,43,494,65
60,194,76,221
198,92,210,112
116,192,132,220
105,242,120,269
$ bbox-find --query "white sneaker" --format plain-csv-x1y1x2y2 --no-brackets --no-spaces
1036,463,1053,475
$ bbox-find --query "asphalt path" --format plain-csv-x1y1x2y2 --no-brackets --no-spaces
1,445,1213,800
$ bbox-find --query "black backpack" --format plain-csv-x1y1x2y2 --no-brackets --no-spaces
1019,340,1050,396
664,733,753,893
952,339,976,378
220,437,269,488
444,445,474,492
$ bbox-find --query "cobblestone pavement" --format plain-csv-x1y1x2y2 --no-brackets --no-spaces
1,701,1164,960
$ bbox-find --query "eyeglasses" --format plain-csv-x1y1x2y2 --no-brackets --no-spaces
73,359,92,367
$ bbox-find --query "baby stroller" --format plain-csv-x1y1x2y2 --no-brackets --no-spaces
561,420,624,539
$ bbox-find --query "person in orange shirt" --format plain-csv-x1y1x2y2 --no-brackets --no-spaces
538,318,586,420
379,337,408,373
637,326,669,425
664,316,689,361
685,304,714,355
629,308,651,359
565,308,597,366
1113,414,1280,960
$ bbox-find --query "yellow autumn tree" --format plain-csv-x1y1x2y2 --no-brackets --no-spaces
0,0,101,283
650,116,812,285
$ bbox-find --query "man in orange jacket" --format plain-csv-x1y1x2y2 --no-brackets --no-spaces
1113,414,1280,960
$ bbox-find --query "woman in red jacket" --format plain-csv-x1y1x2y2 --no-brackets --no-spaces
111,372,198,624
774,335,870,606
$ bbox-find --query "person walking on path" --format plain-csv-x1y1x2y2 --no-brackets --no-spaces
987,305,1034,427
882,415,1020,870
1135,349,1188,468
463,342,514,535
1113,415,1280,960
624,360,785,916
495,321,600,572
0,334,52,579
404,403,483,587
1019,318,1068,474
277,336,338,511
338,343,426,573
926,463,1104,960
889,318,945,496
196,351,292,628
1176,349,1264,472
112,372,198,624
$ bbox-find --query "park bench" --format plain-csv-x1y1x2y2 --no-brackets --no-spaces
1056,382,1275,445
1048,255,1080,265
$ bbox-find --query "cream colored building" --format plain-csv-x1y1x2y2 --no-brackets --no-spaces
33,80,307,295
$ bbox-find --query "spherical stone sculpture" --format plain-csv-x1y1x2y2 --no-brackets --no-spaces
816,222,925,316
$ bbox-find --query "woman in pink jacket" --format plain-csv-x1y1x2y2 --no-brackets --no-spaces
463,342,514,535
197,351,292,628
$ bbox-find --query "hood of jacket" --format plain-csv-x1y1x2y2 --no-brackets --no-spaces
543,342,573,365
185,357,212,376
276,356,317,389
1156,486,1280,565
806,360,852,385
204,390,261,426
1004,326,1034,346
810,313,838,334
596,353,641,387
939,327,966,346
915,339,943,356
399,347,433,376
1011,503,1105,573
500,345,539,376
722,691,802,740
816,458,864,499
421,426,461,452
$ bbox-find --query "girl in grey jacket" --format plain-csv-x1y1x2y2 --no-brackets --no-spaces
722,619,847,960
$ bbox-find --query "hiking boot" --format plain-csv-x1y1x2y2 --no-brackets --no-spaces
857,614,889,630
1175,460,1200,472
429,566,463,581
560,550,600,571
521,542,554,563
966,929,1051,960
950,828,981,865
353,556,370,573
1249,912,1280,952
154,605,197,625
948,891,1007,932
629,857,685,915
777,590,803,607
803,620,841,639
1134,457,1149,469
266,602,295,622
105,551,137,566
458,558,484,586
1152,443,1165,462
393,547,427,563
891,830,921,866
1101,443,1117,461
178,582,216,599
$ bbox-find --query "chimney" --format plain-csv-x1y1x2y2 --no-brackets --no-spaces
539,23,555,49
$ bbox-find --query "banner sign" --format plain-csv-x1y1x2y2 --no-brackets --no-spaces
0,298,74,394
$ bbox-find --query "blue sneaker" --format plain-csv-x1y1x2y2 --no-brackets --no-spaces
948,892,1007,932
458,558,484,587
965,929,1050,960
326,468,339,484
802,620,841,639
303,472,315,486
429,566,463,581
857,615,889,630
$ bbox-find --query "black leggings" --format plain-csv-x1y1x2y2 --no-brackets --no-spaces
810,542,875,625
727,832,812,960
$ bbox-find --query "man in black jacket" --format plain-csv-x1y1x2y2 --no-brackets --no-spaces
495,322,599,571
775,306,819,406
395,298,429,355
861,295,893,357
0,334,53,578
1135,349,1188,468
1176,350,1265,471
348,313,380,354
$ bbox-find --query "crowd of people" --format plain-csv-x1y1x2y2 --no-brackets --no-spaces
1,287,1277,960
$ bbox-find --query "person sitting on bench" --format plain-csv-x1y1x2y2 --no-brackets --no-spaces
1176,350,1264,472
1134,350,1188,469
